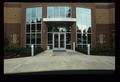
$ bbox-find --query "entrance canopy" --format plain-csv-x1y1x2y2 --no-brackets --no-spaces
43,18,76,22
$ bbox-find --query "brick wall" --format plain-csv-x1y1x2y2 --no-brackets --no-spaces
95,4,115,48
4,4,22,47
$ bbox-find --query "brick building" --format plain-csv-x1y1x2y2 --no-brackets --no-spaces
4,2,115,50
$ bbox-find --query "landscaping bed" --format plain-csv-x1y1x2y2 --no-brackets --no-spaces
4,47,44,59
75,47,115,56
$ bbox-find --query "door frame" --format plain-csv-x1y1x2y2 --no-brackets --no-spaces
53,32,66,50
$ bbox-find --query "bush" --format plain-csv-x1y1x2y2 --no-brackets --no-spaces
75,47,87,54
4,38,9,47
4,47,44,59
90,48,115,56
75,47,115,56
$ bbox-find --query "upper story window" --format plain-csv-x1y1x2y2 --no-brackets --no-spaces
26,7,42,24
47,6,72,18
76,7,91,33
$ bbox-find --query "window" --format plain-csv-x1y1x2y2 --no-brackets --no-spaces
99,34,104,44
26,7,42,48
76,7,92,49
47,6,71,18
11,33,18,44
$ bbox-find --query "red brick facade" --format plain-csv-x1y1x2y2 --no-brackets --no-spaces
4,3,115,49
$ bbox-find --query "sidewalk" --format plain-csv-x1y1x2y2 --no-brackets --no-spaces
4,50,115,74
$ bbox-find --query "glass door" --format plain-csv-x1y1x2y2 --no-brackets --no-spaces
54,34,59,48
53,33,65,50
60,34,65,48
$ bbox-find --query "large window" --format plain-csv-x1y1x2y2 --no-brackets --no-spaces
47,6,72,18
76,7,92,49
26,7,42,48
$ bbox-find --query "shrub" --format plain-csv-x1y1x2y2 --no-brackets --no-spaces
90,48,115,56
75,47,115,56
75,47,87,54
4,47,44,59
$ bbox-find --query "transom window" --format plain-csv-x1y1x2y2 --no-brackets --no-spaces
26,7,42,48
47,6,72,18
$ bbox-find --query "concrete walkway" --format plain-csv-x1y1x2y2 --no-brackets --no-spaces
4,50,115,74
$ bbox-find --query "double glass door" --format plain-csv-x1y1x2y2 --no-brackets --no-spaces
53,33,66,50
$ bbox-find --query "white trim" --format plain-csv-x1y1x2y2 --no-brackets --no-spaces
43,18,76,22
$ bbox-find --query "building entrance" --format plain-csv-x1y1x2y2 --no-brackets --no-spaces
53,33,66,50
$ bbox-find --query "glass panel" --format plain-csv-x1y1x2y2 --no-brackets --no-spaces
83,33,86,44
76,7,91,46
60,7,65,17
31,24,35,32
31,34,35,44
31,8,36,17
53,27,59,32
36,34,41,44
59,27,66,32
48,33,52,44
66,33,71,44
88,34,91,44
54,7,59,17
66,45,71,49
48,45,52,49
26,24,30,32
66,26,71,32
54,34,58,48
26,34,30,44
47,7,54,18
77,45,82,49
60,34,64,48
36,7,42,18
48,25,53,32
77,34,81,44
37,24,41,32
65,7,71,17
26,7,42,47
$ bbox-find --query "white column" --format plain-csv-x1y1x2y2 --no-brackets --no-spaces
87,44,90,55
31,44,34,56
73,42,75,51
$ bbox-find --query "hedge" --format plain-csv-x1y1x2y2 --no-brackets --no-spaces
75,47,115,56
4,47,44,59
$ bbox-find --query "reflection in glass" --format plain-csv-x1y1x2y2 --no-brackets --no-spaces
26,34,30,44
31,24,35,32
60,7,65,17
36,34,41,44
77,34,81,44
31,34,35,44
76,7,91,33
76,7,92,49
47,6,71,18
66,45,71,49
66,7,71,17
60,34,64,48
26,7,42,47
26,24,30,32
66,33,71,44
54,34,59,48
47,7,54,18
54,7,59,17
48,33,52,44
